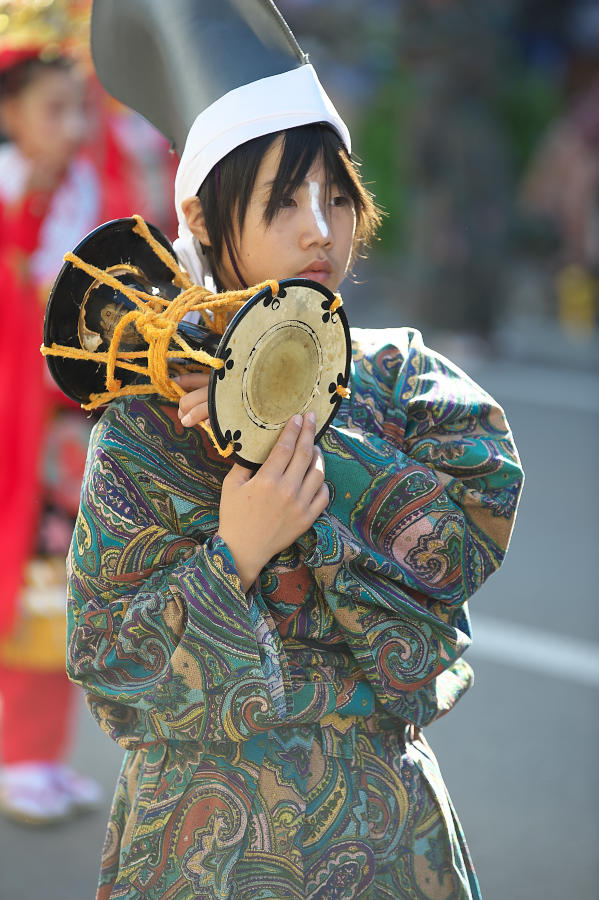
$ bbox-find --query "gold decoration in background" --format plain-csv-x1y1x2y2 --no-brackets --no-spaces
0,557,70,670
0,0,91,66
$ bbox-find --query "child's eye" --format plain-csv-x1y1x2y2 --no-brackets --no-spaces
330,194,349,207
280,195,297,208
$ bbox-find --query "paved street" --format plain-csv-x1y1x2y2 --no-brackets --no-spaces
429,357,599,900
1,343,597,900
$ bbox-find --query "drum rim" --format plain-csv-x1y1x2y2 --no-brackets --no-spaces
207,277,351,470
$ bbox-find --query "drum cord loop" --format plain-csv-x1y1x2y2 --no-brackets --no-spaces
326,295,350,399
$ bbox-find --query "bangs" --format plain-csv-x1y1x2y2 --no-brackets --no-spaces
259,124,382,258
262,126,354,226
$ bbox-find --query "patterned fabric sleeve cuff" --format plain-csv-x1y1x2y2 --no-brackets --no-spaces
191,533,251,611
184,534,292,723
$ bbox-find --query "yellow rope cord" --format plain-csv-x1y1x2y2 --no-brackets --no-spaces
41,215,280,455
327,295,349,398
330,294,343,314
131,215,192,291
199,420,234,458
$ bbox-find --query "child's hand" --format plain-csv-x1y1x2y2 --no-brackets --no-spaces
176,372,211,426
217,412,328,591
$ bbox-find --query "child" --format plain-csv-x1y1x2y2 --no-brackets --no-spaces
63,1,524,896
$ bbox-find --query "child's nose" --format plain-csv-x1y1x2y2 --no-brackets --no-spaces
300,190,331,247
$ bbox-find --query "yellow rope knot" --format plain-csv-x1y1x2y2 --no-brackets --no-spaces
41,215,282,457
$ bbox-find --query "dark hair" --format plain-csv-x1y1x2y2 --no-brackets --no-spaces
197,123,382,290
0,55,73,100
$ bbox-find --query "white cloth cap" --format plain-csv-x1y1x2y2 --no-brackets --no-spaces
173,64,351,286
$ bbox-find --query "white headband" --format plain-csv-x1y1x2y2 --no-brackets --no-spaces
173,64,351,286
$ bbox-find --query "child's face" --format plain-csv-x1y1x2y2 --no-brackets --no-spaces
228,135,355,291
1,66,87,173
210,134,355,292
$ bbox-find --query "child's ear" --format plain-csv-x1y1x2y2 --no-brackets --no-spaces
181,196,211,246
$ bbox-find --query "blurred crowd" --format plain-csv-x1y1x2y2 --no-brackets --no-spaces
280,0,599,347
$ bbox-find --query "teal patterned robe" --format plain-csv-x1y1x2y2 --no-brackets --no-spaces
67,328,523,900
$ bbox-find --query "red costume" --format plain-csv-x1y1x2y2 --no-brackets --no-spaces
0,85,174,781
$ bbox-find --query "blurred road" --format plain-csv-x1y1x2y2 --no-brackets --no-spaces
429,357,599,900
0,348,597,900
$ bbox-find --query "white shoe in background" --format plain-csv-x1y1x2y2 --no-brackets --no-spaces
0,761,103,825
48,763,103,812
0,762,73,825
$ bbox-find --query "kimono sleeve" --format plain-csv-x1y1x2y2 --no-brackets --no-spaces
323,327,524,606
66,409,292,748
303,327,524,725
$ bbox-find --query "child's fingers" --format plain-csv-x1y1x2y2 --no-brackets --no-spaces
224,463,254,487
173,372,210,392
179,386,209,416
259,415,303,478
179,403,210,428
308,482,330,520
179,376,208,427
283,411,316,486
298,445,326,506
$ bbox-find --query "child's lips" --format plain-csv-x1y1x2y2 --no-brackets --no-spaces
297,263,332,284
298,271,329,284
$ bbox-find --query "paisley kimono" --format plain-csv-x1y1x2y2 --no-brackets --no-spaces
67,327,523,900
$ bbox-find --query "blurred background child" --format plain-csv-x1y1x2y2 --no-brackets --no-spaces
0,0,175,824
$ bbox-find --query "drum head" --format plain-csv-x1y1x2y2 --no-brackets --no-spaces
208,278,351,469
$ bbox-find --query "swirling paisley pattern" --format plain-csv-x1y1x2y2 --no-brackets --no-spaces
67,328,523,899
101,724,480,900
